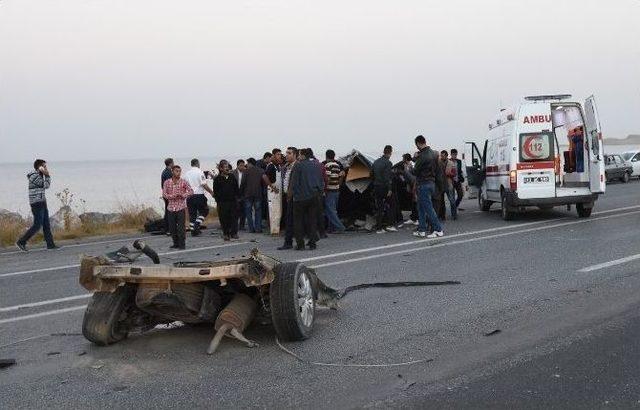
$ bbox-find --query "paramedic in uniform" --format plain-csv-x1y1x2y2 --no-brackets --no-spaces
185,158,214,236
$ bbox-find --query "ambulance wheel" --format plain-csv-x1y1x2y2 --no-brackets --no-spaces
501,194,514,221
270,262,316,342
576,203,592,218
478,192,492,212
82,285,136,346
621,172,630,183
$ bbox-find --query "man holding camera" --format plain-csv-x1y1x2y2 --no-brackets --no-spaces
16,159,59,251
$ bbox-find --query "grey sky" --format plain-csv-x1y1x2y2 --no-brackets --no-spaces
1,0,639,163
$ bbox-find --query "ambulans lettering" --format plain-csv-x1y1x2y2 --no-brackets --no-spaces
523,115,552,124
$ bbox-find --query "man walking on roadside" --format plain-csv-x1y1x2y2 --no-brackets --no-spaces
371,145,397,234
240,158,266,233
163,165,192,249
450,149,465,211
233,159,247,230
213,160,240,241
290,148,323,250
161,158,174,235
412,136,444,238
16,159,59,251
323,149,346,233
278,146,298,250
185,158,213,237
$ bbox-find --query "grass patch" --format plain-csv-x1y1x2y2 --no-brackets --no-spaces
0,204,150,248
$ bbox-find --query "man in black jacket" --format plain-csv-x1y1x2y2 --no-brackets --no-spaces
161,158,174,234
371,145,396,234
412,136,444,238
290,149,324,250
450,149,465,210
213,160,240,241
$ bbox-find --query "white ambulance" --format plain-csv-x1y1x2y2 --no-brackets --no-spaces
465,94,606,220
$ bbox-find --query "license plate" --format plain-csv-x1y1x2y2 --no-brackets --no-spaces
524,176,550,183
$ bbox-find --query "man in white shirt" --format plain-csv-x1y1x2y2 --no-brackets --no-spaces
184,158,214,236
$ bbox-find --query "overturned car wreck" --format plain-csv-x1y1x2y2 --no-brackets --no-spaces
79,241,340,353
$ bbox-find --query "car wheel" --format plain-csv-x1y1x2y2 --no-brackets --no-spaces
270,262,316,342
501,193,514,221
621,172,630,183
82,285,136,346
576,203,593,218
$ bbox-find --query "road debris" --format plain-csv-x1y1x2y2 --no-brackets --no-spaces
484,329,502,337
0,358,17,369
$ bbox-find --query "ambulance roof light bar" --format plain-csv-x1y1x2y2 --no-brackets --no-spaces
525,94,572,102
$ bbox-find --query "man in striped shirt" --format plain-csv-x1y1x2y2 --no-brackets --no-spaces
323,149,346,233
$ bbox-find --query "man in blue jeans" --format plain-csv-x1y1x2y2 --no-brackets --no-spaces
412,136,444,238
323,149,346,233
239,158,265,233
16,159,59,251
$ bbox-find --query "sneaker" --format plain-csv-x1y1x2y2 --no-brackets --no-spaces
411,220,419,225
15,242,28,252
294,244,305,251
223,235,230,242
47,245,61,250
427,231,444,238
307,242,317,250
231,234,239,240
169,244,179,249
376,229,386,234
278,244,293,250
385,226,398,232
412,231,426,238
191,229,201,237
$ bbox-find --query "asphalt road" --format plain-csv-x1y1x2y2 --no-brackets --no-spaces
1,180,640,409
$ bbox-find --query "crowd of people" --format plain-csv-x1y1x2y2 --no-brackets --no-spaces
160,135,466,251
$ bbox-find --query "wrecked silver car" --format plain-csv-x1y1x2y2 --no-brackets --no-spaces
78,241,339,353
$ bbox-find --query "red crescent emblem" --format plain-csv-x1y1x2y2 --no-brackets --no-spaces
523,136,537,158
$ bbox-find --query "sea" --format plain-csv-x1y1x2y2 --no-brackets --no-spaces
1,145,637,216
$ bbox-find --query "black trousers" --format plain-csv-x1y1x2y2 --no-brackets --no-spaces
217,201,238,236
316,193,326,237
163,198,169,232
283,198,294,246
187,194,209,229
293,197,318,247
167,209,186,248
374,185,391,230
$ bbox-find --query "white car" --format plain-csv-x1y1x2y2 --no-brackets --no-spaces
621,151,640,179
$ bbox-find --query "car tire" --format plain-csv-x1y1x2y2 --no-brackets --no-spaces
576,203,593,218
270,262,316,342
82,285,136,346
501,193,514,221
621,172,630,183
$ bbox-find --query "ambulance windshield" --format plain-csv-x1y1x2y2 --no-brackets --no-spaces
519,132,555,162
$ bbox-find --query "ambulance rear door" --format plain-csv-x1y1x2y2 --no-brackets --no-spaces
584,96,606,194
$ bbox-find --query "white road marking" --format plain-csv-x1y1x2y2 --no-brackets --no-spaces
0,294,91,313
0,241,250,278
310,210,640,269
0,236,151,256
0,305,87,325
298,204,640,264
578,253,640,273
299,218,566,263
2,207,639,324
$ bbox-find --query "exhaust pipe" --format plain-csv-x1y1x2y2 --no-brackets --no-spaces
207,293,258,354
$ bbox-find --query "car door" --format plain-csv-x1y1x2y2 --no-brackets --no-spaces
631,153,640,177
584,96,606,193
464,141,486,188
